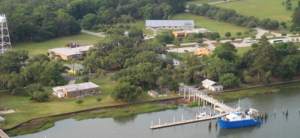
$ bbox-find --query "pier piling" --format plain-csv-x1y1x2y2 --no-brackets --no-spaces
208,120,211,129
283,108,285,114
275,109,276,115
286,106,288,116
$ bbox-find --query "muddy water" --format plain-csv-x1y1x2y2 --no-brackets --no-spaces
12,88,300,138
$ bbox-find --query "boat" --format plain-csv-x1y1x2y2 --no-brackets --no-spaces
196,112,211,119
217,100,261,128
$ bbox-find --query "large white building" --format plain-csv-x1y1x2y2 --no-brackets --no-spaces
202,79,223,92
145,20,195,30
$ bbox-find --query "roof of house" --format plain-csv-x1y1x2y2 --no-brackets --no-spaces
146,20,195,27
52,82,99,93
63,63,84,71
49,45,92,56
202,79,221,86
0,116,5,121
65,43,82,48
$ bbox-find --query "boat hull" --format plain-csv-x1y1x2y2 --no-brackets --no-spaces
217,118,261,129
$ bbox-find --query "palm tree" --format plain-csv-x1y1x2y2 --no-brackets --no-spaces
173,39,180,53
87,63,92,75
97,69,102,83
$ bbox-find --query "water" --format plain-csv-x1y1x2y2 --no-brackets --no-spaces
12,88,300,138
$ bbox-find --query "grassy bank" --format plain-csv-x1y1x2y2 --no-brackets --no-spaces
186,101,205,108
0,76,182,129
12,32,101,57
5,103,178,136
215,0,298,29
213,81,300,101
172,13,258,39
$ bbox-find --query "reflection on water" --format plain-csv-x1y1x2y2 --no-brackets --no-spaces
12,88,300,138
113,115,137,125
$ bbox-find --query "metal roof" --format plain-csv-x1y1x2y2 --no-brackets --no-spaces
53,82,99,93
49,45,92,56
146,20,194,27
202,79,221,86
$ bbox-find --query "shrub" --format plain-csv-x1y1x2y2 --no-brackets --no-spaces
96,97,102,102
76,99,83,105
92,25,99,31
81,76,89,82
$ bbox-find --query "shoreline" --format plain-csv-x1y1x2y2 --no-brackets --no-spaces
4,98,190,137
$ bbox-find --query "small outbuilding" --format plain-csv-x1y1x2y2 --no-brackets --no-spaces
202,79,223,92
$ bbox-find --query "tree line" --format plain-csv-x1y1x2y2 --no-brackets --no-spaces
0,0,187,42
188,3,280,29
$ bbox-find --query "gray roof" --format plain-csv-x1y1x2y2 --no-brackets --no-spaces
202,79,221,86
49,45,92,56
146,20,194,27
53,82,99,93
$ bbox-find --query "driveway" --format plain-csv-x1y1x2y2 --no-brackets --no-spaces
61,73,82,80
81,30,106,37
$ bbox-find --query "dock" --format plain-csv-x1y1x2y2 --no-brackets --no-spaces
0,129,9,138
150,85,235,129
150,113,229,129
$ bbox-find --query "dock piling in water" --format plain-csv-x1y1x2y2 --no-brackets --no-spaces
286,106,288,116
275,109,276,115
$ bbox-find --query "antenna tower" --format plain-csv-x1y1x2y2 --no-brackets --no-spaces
0,14,12,55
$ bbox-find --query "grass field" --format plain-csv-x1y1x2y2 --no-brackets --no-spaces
12,33,102,57
0,76,181,129
172,13,258,39
215,0,299,28
236,47,251,56
213,81,300,101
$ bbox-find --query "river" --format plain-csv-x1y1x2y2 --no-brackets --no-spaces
12,88,300,138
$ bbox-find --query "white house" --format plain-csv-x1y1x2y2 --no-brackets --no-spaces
202,79,223,92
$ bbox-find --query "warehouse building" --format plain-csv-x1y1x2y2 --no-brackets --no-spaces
145,20,195,30
52,82,100,98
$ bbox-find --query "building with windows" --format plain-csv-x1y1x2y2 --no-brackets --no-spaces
172,28,211,38
52,82,100,98
48,45,92,61
202,79,223,92
145,20,194,30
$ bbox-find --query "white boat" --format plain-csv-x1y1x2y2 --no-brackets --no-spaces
196,112,211,119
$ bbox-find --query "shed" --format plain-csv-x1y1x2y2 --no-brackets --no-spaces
202,79,223,92
0,116,5,126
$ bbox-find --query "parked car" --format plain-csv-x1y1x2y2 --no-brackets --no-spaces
89,73,93,76
197,86,205,90
194,84,202,88
196,45,200,48
184,50,189,52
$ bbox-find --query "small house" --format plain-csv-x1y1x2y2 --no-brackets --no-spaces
202,79,223,92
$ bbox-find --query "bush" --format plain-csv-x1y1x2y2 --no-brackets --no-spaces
168,52,185,61
93,73,98,78
76,99,83,105
282,33,287,36
92,25,99,31
81,76,89,82
96,97,102,102
189,77,194,83
124,24,131,29
118,25,124,28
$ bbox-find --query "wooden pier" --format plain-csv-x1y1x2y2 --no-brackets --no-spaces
150,113,229,129
150,85,235,129
0,129,9,138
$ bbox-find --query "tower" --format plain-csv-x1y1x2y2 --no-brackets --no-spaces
0,14,12,55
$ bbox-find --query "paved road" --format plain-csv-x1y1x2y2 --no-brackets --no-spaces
0,129,9,138
61,73,82,80
167,28,300,53
68,80,76,85
186,0,235,8
81,30,106,37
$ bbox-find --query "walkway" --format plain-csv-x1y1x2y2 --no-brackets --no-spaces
0,129,9,138
68,80,76,85
0,110,15,115
150,85,234,129
81,30,106,37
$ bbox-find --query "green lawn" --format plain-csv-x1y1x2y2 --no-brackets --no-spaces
212,42,251,55
12,33,102,57
236,47,251,56
0,76,181,129
186,0,224,5
172,13,258,39
215,0,299,28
